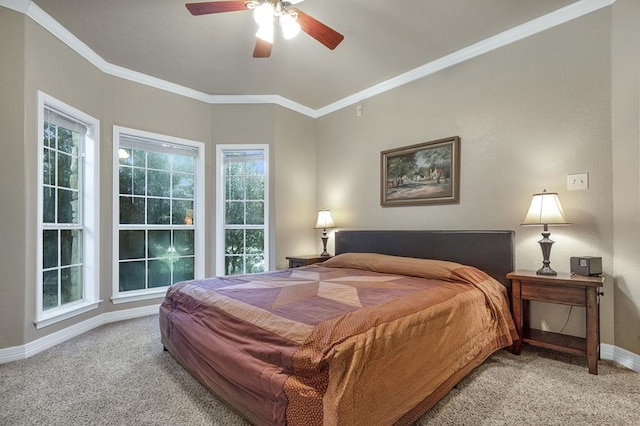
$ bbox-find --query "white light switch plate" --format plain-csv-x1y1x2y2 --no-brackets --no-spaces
567,173,589,190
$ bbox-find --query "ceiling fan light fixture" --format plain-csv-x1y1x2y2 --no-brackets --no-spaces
253,2,274,27
256,23,274,43
280,13,300,40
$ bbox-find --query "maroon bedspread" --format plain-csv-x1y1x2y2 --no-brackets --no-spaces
159,253,517,425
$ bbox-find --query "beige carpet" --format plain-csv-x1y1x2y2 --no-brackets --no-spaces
1,315,638,425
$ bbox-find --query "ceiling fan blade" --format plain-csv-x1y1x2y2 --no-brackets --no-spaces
253,38,273,58
292,8,344,50
185,1,248,15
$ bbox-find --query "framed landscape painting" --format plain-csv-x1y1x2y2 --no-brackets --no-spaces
381,136,460,207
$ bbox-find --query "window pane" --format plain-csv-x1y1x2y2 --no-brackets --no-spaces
57,127,76,154
148,151,170,171
225,229,244,254
58,189,78,224
43,147,55,186
246,229,264,254
43,187,56,223
44,123,55,148
57,152,78,189
119,148,132,166
119,166,145,196
173,155,194,173
147,198,170,224
132,169,146,196
119,166,133,195
61,266,83,304
148,259,171,288
119,230,145,260
174,257,194,283
172,173,194,199
43,230,58,269
246,255,265,273
148,230,171,259
225,162,243,176
120,196,145,224
245,160,264,175
246,176,264,200
172,200,193,225
43,270,58,310
225,256,243,276
174,230,194,256
225,202,244,225
246,202,264,225
147,170,170,197
119,261,146,291
226,177,243,200
132,149,146,168
60,230,82,266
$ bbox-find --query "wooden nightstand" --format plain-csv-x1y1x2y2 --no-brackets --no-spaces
507,270,604,374
286,255,331,268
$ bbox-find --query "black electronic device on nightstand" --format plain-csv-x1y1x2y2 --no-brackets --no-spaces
570,256,602,276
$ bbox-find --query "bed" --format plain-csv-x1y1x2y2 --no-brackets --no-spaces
159,230,518,425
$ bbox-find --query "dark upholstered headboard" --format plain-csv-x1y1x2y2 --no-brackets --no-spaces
334,230,515,291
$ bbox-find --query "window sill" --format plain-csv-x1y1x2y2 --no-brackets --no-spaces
111,288,168,305
35,300,102,329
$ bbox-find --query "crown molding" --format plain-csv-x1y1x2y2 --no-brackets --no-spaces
1,0,615,118
315,0,616,117
0,0,28,13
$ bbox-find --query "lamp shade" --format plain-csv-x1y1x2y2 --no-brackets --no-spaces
253,2,274,27
315,210,335,229
521,190,570,225
256,24,274,43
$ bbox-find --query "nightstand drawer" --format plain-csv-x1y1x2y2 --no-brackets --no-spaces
289,259,309,268
520,282,586,306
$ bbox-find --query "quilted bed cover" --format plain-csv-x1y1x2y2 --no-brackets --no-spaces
159,253,517,425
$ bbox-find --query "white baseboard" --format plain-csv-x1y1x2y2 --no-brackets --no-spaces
601,343,640,373
2,307,639,375
0,304,159,364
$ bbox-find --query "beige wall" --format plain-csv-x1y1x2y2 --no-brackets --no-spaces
316,9,615,343
0,8,27,348
612,0,640,355
273,107,318,266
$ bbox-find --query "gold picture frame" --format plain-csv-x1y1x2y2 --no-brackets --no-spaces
381,136,460,207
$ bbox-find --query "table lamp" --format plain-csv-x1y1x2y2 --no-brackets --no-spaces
521,190,570,276
315,209,336,257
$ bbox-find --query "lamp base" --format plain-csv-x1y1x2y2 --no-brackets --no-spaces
320,233,331,257
537,226,557,276
536,266,557,276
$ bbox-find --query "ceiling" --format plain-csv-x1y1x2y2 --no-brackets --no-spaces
15,0,599,112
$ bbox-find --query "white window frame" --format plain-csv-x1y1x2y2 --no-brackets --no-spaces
112,126,205,304
215,144,270,276
36,91,101,329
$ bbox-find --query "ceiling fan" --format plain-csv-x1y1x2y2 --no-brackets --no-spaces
185,0,344,58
